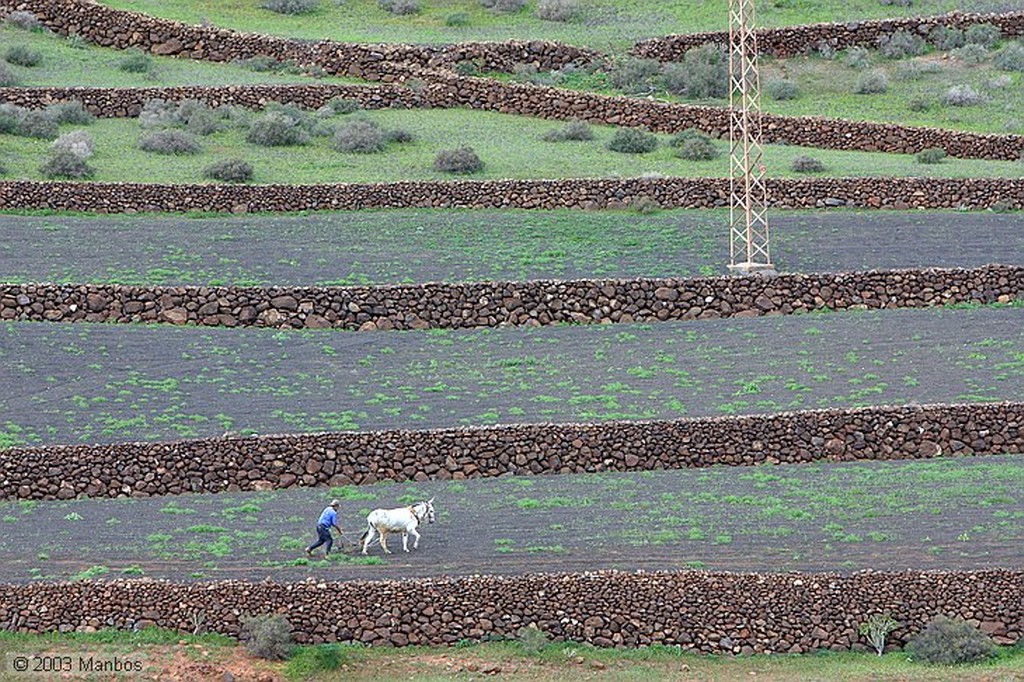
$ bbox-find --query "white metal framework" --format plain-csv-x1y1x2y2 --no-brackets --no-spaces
728,0,773,274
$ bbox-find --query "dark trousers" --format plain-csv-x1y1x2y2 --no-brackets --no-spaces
307,524,333,555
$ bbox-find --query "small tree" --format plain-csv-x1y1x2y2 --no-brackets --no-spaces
607,128,657,154
858,613,899,655
906,616,996,665
240,614,294,661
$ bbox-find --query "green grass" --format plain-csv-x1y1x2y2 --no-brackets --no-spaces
0,24,359,87
3,108,1022,185
95,0,982,50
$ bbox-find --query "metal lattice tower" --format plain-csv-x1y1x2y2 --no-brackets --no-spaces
727,0,774,274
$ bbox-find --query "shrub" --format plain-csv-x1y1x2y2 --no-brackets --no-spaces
379,0,420,14
65,34,88,50
203,158,253,182
766,78,799,100
894,59,942,80
186,108,223,135
929,25,965,50
118,49,153,74
0,62,19,87
952,43,989,65
516,624,550,654
668,128,704,148
4,45,42,67
916,147,946,164
906,616,996,665
858,614,899,656
139,129,202,154
790,155,825,173
844,46,871,70
320,96,361,115
675,44,727,98
675,136,718,161
536,0,578,21
139,99,180,128
4,10,43,31
964,23,1001,48
607,128,657,154
941,84,985,106
52,130,95,160
40,149,94,179
878,30,926,59
854,71,888,94
18,110,58,139
0,103,24,133
630,195,660,214
433,146,483,173
333,118,386,153
994,41,1024,71
246,112,310,146
46,100,94,125
260,0,319,14
542,119,593,142
610,57,662,94
234,55,284,72
241,614,294,661
385,128,414,143
907,95,932,111
445,12,470,26
480,0,526,12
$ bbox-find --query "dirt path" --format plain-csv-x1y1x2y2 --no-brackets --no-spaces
1,455,1020,584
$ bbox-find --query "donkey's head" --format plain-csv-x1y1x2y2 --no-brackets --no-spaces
419,498,436,524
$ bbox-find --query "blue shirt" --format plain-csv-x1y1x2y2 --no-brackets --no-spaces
317,506,337,528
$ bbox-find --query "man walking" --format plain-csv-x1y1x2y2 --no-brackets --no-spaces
306,499,343,557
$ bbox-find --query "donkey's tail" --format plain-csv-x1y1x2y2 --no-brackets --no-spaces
358,522,372,547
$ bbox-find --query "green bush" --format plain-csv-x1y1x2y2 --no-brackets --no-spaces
941,84,985,106
607,128,657,154
433,146,484,173
0,62,19,87
52,130,95,160
516,624,550,654
952,43,989,65
675,136,716,161
0,103,23,133
672,44,727,98
445,12,470,26
790,155,825,173
994,41,1024,71
536,0,578,22
964,23,1001,48
929,25,965,51
878,30,926,59
854,71,889,94
906,616,996,665
246,112,310,146
4,10,44,31
907,95,932,111
333,118,386,153
318,96,361,116
241,614,294,661
480,0,526,12
40,149,94,179
234,55,286,72
844,46,871,70
18,110,58,139
139,129,202,154
118,48,153,74
385,128,414,143
203,158,253,183
46,100,94,125
916,147,946,164
766,78,799,100
285,644,346,677
610,57,662,94
4,45,42,67
260,0,319,14
379,0,420,14
542,119,594,142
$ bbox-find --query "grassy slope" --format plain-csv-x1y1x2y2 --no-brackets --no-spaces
94,0,979,48
0,25,360,86
4,109,1023,184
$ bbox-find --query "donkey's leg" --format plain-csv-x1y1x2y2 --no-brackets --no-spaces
380,530,391,554
409,527,421,549
401,532,410,552
361,526,377,555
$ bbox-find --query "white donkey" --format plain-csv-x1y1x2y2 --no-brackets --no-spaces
360,498,436,554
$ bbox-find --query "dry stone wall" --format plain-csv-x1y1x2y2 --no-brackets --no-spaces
0,177,1021,214
634,11,1024,60
1,402,1019,501
1,265,1020,330
0,570,1020,651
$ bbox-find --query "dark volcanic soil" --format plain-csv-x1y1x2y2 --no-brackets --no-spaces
0,455,1020,584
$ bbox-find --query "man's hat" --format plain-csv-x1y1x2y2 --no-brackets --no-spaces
330,499,340,507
